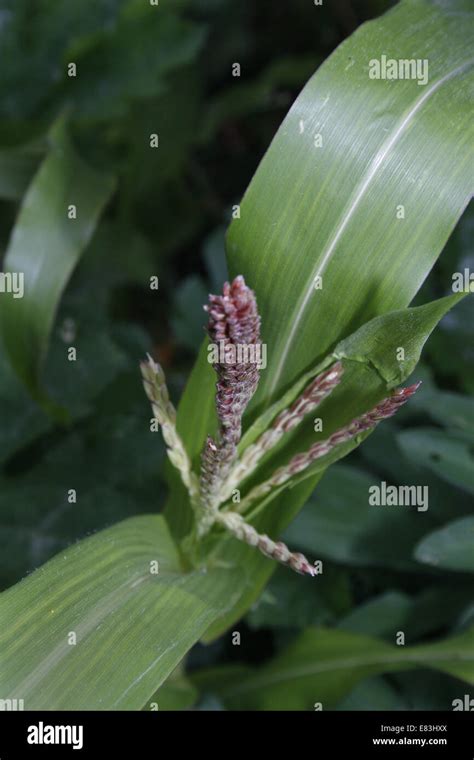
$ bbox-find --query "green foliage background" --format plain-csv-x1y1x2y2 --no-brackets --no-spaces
0,0,472,710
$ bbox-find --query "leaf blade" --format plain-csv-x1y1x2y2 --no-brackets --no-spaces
0,515,241,710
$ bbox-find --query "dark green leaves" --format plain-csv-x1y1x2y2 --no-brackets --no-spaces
193,626,474,710
284,464,425,572
398,428,474,495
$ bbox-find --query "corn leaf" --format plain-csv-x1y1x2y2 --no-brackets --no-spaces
0,516,241,710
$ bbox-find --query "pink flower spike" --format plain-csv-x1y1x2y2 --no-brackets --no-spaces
200,276,262,507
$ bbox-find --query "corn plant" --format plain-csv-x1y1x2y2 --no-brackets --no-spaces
0,0,473,710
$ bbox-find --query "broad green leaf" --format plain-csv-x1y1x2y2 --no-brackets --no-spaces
414,516,474,573
397,428,474,494
193,626,474,710
0,119,115,403
228,1,474,411
0,515,241,710
165,0,474,639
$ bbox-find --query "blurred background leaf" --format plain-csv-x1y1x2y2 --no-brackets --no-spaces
192,626,474,710
397,428,474,494
0,118,115,408
414,517,474,573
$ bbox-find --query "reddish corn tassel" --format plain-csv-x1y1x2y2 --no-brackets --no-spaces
142,268,424,580
200,276,262,506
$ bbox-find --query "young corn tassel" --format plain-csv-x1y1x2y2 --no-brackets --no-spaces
142,274,422,578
